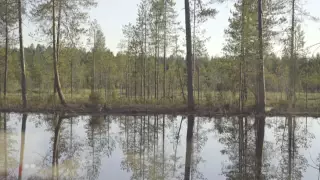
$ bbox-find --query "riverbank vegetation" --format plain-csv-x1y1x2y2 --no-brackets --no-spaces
0,0,319,114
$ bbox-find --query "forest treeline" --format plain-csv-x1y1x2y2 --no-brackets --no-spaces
0,0,319,112
1,45,320,107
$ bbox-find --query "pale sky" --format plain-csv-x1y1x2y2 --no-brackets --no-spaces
23,0,320,57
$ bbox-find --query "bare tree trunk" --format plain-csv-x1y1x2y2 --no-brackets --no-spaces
256,0,265,114
289,0,296,109
156,32,159,101
54,0,62,96
4,0,9,101
18,114,28,180
185,0,194,111
18,0,27,108
163,0,167,99
192,0,196,101
144,11,147,103
52,0,66,105
192,0,200,106
239,0,246,112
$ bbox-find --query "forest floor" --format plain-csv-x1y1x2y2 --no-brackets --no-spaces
0,90,320,117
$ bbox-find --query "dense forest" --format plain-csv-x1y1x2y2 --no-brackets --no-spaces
0,0,319,112
1,1,320,180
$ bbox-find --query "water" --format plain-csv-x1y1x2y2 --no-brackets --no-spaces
0,113,320,180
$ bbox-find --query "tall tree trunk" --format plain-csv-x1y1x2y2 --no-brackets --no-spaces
192,0,196,101
183,115,194,180
163,0,167,99
256,0,265,114
156,30,159,100
18,0,27,108
4,0,9,101
144,11,147,103
52,0,66,105
255,116,265,180
239,0,246,112
18,114,28,180
192,0,200,106
55,0,62,96
184,0,194,111
288,0,296,109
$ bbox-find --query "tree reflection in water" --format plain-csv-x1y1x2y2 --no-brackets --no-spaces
0,114,319,179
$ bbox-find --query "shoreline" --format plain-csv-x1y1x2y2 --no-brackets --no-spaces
0,104,319,118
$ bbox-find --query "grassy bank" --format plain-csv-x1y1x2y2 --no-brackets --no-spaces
0,89,320,116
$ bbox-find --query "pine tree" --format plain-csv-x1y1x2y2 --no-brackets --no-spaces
223,0,286,110
30,0,97,105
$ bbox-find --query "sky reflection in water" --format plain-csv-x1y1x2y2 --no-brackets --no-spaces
0,113,320,180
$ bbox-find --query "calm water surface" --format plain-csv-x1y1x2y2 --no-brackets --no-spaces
0,113,320,180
